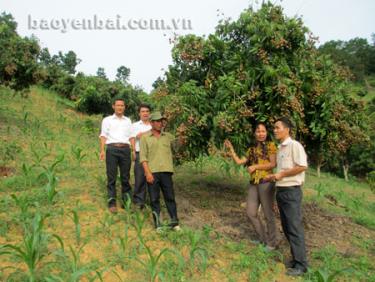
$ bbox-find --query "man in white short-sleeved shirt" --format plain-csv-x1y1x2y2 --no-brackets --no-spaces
130,104,152,209
266,117,308,277
99,98,133,213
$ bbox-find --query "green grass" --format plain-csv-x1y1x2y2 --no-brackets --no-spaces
0,85,374,281
305,171,375,230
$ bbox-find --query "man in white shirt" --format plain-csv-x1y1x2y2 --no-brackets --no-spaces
130,104,152,209
99,98,133,213
265,117,308,276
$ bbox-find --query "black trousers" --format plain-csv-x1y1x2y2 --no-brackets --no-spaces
133,152,147,206
106,146,132,207
276,186,308,271
148,172,178,228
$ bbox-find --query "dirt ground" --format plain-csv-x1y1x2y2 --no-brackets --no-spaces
173,175,375,262
0,166,15,177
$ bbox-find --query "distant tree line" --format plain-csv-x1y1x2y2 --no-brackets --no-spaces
0,12,149,119
319,36,375,82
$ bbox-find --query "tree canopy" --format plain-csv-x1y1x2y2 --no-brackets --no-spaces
151,3,370,176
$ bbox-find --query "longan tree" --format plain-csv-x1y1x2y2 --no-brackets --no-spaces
152,2,368,176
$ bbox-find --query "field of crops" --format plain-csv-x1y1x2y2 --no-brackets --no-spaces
0,86,374,281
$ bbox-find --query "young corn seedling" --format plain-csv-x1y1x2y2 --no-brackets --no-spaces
71,146,87,167
10,193,32,227
114,235,134,270
30,143,50,168
69,210,81,246
38,154,65,204
48,242,95,282
109,197,138,270
132,208,148,238
186,231,209,273
135,231,184,282
121,195,133,223
21,163,34,187
135,243,173,282
23,111,29,126
41,169,59,204
307,268,352,282
98,212,115,239
0,212,50,282
31,117,42,132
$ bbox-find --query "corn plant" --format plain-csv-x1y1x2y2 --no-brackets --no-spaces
23,111,29,126
71,146,87,167
32,117,42,132
122,196,132,223
69,210,81,245
111,270,126,282
30,143,50,167
47,270,104,282
38,154,65,204
98,212,115,238
40,169,59,204
307,268,352,282
186,230,209,273
131,207,149,237
87,270,105,282
135,243,174,282
10,193,32,226
48,242,95,282
122,196,132,245
134,230,184,282
114,236,134,271
108,197,137,270
21,163,34,187
43,153,65,173
122,195,133,240
0,213,50,282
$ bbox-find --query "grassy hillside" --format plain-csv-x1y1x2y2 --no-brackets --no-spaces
0,86,374,281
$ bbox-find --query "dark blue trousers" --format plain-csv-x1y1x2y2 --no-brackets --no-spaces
105,146,131,207
276,186,308,271
148,172,178,228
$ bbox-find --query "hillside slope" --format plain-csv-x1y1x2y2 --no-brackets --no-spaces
0,86,374,281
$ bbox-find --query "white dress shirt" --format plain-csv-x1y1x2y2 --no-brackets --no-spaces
100,114,132,144
131,120,152,152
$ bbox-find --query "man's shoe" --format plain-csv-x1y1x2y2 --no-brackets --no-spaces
109,206,118,214
284,260,296,269
286,267,306,276
172,225,182,232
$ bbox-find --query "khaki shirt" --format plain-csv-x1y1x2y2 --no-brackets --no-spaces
276,137,308,187
139,131,175,173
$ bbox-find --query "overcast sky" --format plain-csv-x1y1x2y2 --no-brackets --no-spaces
2,0,374,92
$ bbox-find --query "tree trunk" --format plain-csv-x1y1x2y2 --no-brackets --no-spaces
343,164,349,181
316,155,324,178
